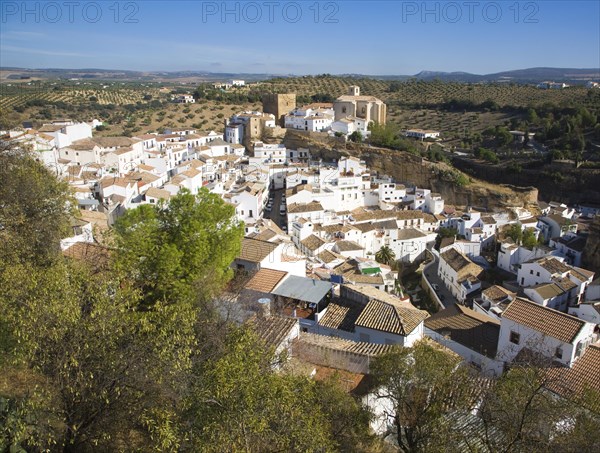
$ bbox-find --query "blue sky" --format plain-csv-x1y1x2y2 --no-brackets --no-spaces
1,1,598,75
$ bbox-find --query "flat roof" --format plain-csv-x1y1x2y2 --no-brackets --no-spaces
272,275,332,304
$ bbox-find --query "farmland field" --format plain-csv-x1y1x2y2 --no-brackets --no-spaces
260,76,592,108
1,77,597,141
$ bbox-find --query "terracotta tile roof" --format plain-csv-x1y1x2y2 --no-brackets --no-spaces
502,298,587,343
425,304,500,358
287,201,324,214
353,223,376,233
301,234,326,251
397,228,427,240
545,345,600,409
351,208,404,223
482,285,515,303
334,240,363,252
318,299,363,332
286,183,313,197
251,315,298,350
145,187,171,201
252,229,277,242
556,235,587,253
296,332,395,357
238,237,279,263
62,242,111,272
536,256,571,275
441,247,471,272
317,249,344,264
570,266,595,281
94,136,140,147
395,210,425,221
245,268,288,293
99,177,132,189
181,168,201,178
442,248,484,283
355,298,428,335
331,260,385,284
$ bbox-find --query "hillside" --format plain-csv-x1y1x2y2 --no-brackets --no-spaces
283,130,538,212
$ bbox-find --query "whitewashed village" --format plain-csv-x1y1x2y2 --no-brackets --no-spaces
4,84,600,441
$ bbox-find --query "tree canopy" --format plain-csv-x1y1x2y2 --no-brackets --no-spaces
112,188,244,307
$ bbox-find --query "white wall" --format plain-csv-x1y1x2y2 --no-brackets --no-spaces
425,328,504,376
498,317,594,367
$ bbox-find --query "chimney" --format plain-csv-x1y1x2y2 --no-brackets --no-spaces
257,298,271,318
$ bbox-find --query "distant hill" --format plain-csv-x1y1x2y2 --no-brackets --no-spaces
1,66,599,85
406,67,600,84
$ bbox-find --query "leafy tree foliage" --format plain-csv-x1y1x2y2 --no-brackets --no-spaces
112,189,244,307
434,227,458,250
0,145,74,266
371,341,476,453
186,327,374,452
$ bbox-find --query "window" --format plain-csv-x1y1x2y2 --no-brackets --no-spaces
530,270,534,275
342,107,347,114
575,340,588,358
536,272,540,277
555,347,563,359
509,331,520,345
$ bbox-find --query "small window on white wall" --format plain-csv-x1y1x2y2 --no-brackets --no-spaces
509,331,520,345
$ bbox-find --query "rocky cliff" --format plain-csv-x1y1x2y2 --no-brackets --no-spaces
583,217,600,275
451,156,600,205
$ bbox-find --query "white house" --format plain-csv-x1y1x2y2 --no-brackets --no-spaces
549,232,586,267
330,116,369,137
227,182,267,228
425,304,504,376
496,240,551,275
438,247,484,303
173,94,195,103
498,298,595,367
287,201,326,224
233,237,306,278
284,103,334,132
315,285,429,346
404,129,440,140
39,121,92,149
517,256,595,305
252,142,288,164
537,214,577,242
568,302,600,326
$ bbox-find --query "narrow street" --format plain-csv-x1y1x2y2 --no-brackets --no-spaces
423,255,458,309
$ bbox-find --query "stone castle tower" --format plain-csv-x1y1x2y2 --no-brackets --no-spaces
262,93,296,127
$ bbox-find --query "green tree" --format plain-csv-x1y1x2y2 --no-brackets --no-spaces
186,327,337,452
522,228,539,249
506,224,523,245
434,227,458,250
0,145,74,266
349,130,363,143
370,341,477,453
0,260,196,451
375,245,396,266
477,365,600,453
112,189,244,308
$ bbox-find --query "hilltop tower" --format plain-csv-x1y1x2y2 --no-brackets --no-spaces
262,93,296,127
